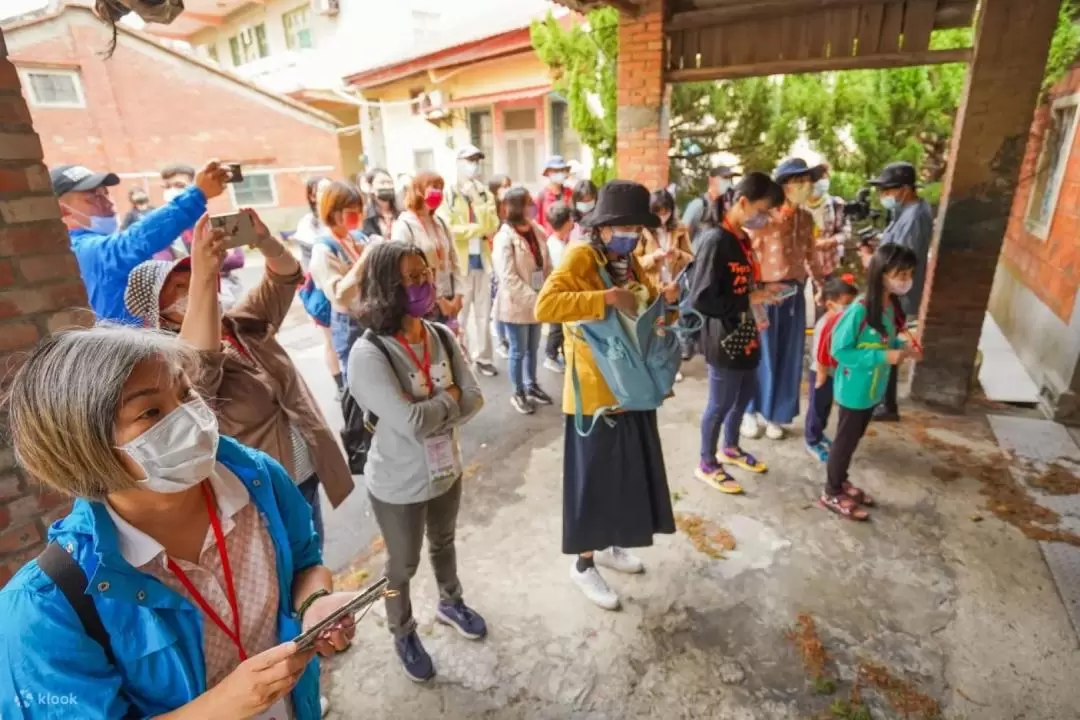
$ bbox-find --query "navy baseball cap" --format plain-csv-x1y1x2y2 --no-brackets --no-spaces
50,164,120,196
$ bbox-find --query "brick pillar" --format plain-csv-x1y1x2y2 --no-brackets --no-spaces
616,0,669,189
0,29,91,587
910,0,1063,408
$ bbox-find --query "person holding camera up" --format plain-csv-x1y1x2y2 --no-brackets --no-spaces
124,210,354,548
867,161,933,422
53,159,230,325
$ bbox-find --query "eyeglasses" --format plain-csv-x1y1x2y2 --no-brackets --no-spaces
404,268,432,285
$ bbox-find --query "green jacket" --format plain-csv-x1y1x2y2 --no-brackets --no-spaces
830,297,903,410
440,180,500,275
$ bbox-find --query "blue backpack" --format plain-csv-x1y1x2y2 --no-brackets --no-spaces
298,234,365,326
568,264,684,436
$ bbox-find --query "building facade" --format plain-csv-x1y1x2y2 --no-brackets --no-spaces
991,64,1080,423
345,5,589,191
3,3,345,231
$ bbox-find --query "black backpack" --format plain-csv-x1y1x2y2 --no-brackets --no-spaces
340,325,455,475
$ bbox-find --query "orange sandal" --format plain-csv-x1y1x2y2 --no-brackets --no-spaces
842,482,874,506
818,494,870,521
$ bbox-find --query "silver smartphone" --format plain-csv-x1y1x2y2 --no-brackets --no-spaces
209,211,257,250
293,577,390,651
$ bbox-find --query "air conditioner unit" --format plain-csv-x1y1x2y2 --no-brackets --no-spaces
311,0,339,16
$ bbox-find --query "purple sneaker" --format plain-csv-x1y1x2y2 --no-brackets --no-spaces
435,601,488,640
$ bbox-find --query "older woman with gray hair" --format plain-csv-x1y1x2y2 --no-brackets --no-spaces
0,325,358,719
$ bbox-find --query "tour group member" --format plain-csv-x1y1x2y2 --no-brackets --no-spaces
823,244,921,520
742,157,825,441
536,156,573,234
121,186,153,229
543,201,576,373
54,160,228,325
0,325,358,719
494,187,553,414
805,275,859,463
310,181,368,385
392,172,464,332
362,168,400,240
570,179,598,243
869,161,933,422
293,175,330,271
691,172,784,495
445,144,500,377
683,165,739,249
637,189,694,376
348,241,486,682
125,209,354,546
536,180,680,611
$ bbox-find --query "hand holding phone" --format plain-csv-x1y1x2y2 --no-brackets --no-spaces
293,577,390,652
210,211,258,250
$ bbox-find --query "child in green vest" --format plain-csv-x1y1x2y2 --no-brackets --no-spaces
821,244,921,521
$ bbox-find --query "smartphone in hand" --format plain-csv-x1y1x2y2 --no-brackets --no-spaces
210,211,257,250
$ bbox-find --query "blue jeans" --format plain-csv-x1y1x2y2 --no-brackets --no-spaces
748,282,806,425
297,474,325,552
505,322,541,394
330,310,362,381
805,370,834,446
700,365,756,464
495,320,510,345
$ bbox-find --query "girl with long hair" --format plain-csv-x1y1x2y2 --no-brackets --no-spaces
822,243,921,520
362,168,399,240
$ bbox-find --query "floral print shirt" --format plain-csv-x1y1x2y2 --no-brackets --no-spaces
747,205,823,283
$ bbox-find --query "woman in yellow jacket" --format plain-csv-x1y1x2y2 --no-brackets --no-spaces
535,180,680,611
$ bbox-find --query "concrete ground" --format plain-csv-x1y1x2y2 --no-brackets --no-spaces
316,363,1080,720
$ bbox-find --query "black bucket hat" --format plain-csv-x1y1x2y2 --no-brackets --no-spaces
773,157,826,185
581,180,661,228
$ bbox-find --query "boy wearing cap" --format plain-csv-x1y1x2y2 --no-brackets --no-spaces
869,161,933,421
444,144,501,377
536,156,573,234
53,160,229,325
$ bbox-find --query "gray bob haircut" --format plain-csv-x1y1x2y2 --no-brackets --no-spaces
4,325,198,500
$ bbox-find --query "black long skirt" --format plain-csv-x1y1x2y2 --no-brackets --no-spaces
562,410,676,555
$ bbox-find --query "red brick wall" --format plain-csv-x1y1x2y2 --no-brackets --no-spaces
6,9,342,219
0,29,88,587
999,66,1080,323
615,0,669,189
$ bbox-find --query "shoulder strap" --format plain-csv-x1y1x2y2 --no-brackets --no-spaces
315,235,344,259
37,542,117,667
362,329,394,364
429,322,455,360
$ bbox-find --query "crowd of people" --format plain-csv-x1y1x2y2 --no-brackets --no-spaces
0,146,933,716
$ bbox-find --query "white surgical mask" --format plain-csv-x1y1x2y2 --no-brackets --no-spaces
120,398,219,493
462,161,480,180
549,172,567,185
577,200,595,213
63,203,119,235
880,195,899,211
812,178,830,198
886,277,914,296
163,187,183,203
717,179,732,194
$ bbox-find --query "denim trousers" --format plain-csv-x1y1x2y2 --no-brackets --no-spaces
505,322,541,394
699,365,756,464
297,474,325,552
805,370,835,446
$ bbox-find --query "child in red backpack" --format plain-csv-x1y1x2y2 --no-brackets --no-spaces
805,275,859,462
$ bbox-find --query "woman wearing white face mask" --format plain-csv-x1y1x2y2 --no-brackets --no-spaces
124,210,355,551
805,164,851,286
569,179,598,243
0,326,359,719
739,158,828,442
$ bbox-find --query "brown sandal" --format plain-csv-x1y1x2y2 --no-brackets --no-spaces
819,494,870,521
842,482,875,507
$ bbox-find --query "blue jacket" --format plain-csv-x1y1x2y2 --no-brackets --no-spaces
70,185,207,325
0,437,322,720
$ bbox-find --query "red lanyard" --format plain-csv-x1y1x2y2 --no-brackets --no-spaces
222,331,253,364
723,218,761,282
395,332,432,394
166,484,247,661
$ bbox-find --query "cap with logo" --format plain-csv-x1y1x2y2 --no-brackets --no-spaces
50,165,120,197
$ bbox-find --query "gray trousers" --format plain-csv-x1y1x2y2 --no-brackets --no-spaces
368,479,463,637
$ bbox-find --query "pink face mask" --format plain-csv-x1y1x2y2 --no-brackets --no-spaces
424,189,443,211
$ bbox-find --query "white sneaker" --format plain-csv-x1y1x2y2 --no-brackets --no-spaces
765,422,785,440
570,561,620,610
740,413,763,439
543,357,565,374
320,695,330,717
675,371,684,383
594,546,645,574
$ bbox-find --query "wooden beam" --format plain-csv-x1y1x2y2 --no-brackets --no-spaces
664,47,971,82
668,0,974,31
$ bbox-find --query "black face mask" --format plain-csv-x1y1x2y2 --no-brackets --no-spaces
376,189,396,202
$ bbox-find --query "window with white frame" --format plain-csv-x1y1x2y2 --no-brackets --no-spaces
228,24,270,66
230,172,276,207
283,5,314,50
1026,93,1080,237
21,69,84,108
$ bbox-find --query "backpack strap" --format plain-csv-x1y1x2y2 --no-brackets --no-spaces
37,542,117,667
315,235,345,260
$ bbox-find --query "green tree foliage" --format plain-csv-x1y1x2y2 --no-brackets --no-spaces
531,7,1080,201
530,8,619,184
